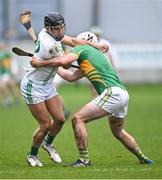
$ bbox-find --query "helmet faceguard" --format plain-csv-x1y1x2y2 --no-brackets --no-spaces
44,12,66,41
77,32,98,43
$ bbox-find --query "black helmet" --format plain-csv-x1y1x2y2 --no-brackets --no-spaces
44,12,65,27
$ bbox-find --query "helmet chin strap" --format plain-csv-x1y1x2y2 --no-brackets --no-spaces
49,27,53,36
47,26,64,41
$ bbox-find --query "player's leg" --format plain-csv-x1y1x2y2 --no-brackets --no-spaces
68,101,108,166
28,102,51,147
42,95,65,163
60,95,71,120
8,78,20,105
54,75,70,120
46,95,65,136
27,102,51,166
109,116,153,164
0,77,13,107
107,87,153,164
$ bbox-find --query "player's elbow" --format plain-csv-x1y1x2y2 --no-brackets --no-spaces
70,38,78,47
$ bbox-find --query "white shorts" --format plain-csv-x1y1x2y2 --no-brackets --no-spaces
20,76,58,104
92,87,129,118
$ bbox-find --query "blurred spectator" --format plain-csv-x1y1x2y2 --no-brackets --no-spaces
0,43,20,108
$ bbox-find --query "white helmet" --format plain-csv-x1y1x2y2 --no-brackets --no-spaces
77,32,98,43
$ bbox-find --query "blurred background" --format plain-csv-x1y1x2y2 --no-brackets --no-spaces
0,0,162,83
0,2,162,178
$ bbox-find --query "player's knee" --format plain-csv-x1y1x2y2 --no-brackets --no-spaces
57,115,66,124
72,113,81,126
32,123,50,140
41,121,51,133
52,115,65,127
56,120,65,127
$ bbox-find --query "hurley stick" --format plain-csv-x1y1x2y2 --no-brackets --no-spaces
12,47,79,69
20,9,37,43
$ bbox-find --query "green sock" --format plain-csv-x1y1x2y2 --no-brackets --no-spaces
45,134,54,145
79,148,89,162
30,145,38,156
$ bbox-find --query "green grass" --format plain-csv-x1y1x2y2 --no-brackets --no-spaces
0,84,162,179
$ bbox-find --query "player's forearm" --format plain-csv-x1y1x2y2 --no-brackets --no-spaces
63,35,99,47
39,59,54,67
30,56,65,68
57,67,83,82
30,58,55,67
70,37,100,48
31,53,76,68
57,68,75,82
62,35,109,52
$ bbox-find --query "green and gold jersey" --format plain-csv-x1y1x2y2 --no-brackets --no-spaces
71,45,125,95
0,51,12,75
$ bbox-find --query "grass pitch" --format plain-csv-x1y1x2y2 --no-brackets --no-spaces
0,84,162,179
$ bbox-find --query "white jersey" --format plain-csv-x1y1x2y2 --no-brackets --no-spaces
25,28,64,85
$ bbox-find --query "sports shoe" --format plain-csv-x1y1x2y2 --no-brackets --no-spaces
140,157,154,165
42,143,62,163
27,154,43,167
65,159,91,167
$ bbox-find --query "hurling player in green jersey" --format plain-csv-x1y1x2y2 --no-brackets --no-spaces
0,47,20,108
30,32,153,167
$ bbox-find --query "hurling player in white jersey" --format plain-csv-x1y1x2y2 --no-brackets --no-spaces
20,12,108,167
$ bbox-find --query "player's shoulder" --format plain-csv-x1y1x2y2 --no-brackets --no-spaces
73,45,98,53
71,46,92,59
72,45,87,52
